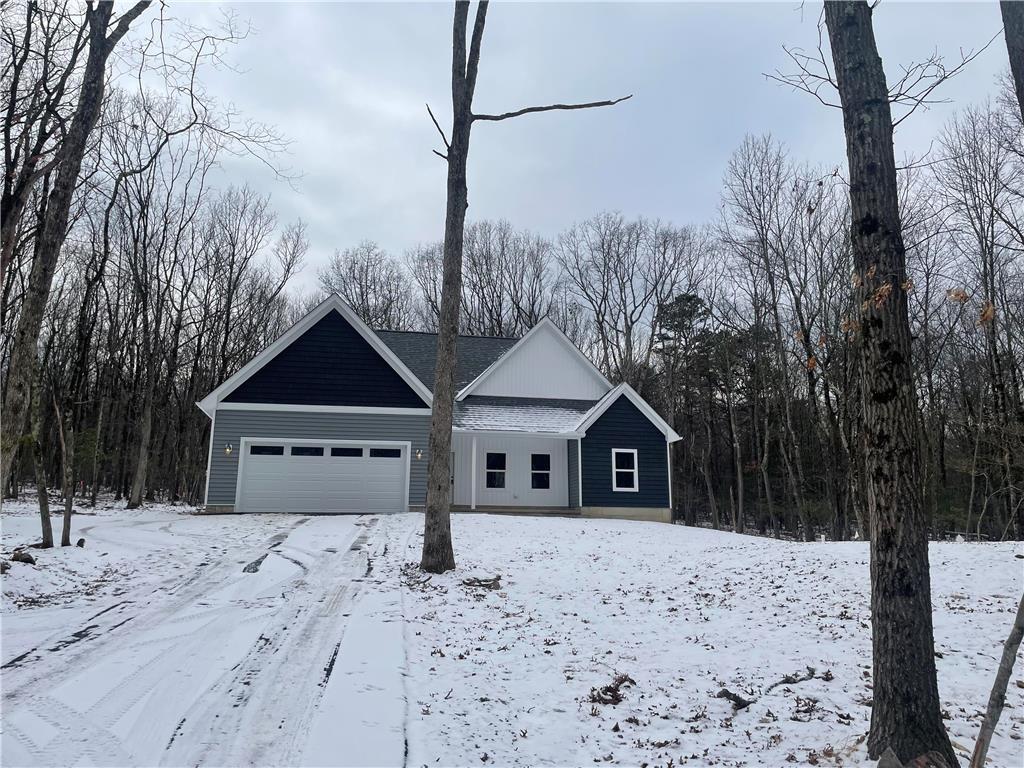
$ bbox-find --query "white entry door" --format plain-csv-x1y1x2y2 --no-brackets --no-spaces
236,439,409,514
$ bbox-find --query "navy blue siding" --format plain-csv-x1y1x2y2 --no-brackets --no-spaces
224,310,428,407
581,397,668,508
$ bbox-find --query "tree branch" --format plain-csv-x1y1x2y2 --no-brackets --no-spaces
105,0,152,51
472,94,632,123
426,102,450,149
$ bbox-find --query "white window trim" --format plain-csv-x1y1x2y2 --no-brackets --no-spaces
530,453,551,490
485,452,507,489
611,448,639,493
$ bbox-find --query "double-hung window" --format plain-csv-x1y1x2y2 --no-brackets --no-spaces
612,449,638,492
531,454,551,489
486,452,506,488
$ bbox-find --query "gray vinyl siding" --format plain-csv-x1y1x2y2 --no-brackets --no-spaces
207,409,432,506
568,439,580,508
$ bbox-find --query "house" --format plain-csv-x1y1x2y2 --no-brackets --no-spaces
198,294,680,521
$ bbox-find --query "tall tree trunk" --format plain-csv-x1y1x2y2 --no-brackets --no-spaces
61,411,74,546
54,403,74,547
824,3,956,765
0,1,151,492
419,1,625,571
726,389,744,533
1001,1,1024,123
421,1,484,573
30,376,53,549
128,383,154,509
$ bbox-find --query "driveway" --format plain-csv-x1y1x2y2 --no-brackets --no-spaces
1,509,407,767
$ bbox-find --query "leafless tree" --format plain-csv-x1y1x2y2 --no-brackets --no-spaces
419,0,630,573
319,242,417,330
823,2,956,764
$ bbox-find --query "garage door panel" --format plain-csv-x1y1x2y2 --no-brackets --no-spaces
237,441,407,514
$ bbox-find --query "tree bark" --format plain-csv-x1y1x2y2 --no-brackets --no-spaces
824,2,956,765
54,403,74,547
969,593,1024,768
421,1,484,573
0,1,151,493
1001,1,1024,124
30,374,53,549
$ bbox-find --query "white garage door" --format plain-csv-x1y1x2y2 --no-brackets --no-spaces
236,440,409,514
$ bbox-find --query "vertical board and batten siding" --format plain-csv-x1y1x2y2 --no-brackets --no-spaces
568,439,580,508
224,310,428,408
208,410,431,506
580,397,669,508
471,325,609,401
451,433,570,507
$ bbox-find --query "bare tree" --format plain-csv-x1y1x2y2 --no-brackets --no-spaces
1,0,152,493
420,0,630,573
824,2,956,764
319,242,416,330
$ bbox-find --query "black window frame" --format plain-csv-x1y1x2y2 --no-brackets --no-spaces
485,452,506,489
369,448,402,459
530,453,551,490
291,446,325,457
331,446,363,457
249,445,284,456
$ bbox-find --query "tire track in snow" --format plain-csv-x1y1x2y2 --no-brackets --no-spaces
1,515,322,766
162,517,381,767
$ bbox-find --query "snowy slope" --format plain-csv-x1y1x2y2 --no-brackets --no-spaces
398,516,1023,768
2,503,1021,767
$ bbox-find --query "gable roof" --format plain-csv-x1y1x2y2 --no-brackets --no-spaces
576,383,682,442
376,331,518,392
456,317,611,401
197,294,433,417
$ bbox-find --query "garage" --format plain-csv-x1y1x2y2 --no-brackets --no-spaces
235,439,409,514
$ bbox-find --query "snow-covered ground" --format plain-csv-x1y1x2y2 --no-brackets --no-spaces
2,501,1022,767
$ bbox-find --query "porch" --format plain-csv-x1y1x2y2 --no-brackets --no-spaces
451,431,580,510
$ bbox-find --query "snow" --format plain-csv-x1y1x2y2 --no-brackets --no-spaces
2,501,1022,767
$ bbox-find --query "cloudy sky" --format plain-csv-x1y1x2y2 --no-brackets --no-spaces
167,1,1010,291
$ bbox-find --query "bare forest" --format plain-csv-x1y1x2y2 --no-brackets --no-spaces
3,2,1022,546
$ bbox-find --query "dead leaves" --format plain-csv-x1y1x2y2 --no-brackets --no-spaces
462,575,502,591
588,673,636,705
978,301,995,327
872,282,893,308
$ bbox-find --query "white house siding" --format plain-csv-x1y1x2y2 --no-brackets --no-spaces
452,434,569,507
471,324,609,401
207,409,432,507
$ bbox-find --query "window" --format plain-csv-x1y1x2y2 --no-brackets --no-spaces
485,452,506,489
291,446,324,457
250,445,284,456
369,448,402,458
331,446,363,457
612,449,638,492
531,453,551,490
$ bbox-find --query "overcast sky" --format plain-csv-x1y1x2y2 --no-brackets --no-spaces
166,1,1010,292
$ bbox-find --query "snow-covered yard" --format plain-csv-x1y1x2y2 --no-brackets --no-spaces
1,502,1022,767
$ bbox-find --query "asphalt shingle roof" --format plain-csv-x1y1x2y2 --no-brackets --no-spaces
375,330,518,393
453,396,598,433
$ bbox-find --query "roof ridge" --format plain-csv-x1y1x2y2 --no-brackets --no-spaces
374,328,520,341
